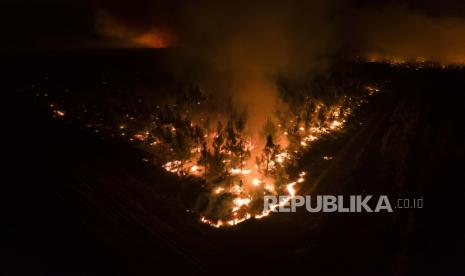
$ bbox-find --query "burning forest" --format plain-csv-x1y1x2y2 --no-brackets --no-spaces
23,66,381,227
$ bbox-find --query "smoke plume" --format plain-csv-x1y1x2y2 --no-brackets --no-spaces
94,0,465,134
169,0,340,138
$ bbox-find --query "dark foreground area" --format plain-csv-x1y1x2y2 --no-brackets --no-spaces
2,50,465,275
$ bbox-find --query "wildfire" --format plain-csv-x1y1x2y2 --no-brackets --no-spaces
287,182,297,197
162,160,182,173
29,40,383,230
41,76,378,228
230,168,252,175
254,173,306,219
275,152,290,163
154,92,374,228
232,197,251,212
330,120,342,129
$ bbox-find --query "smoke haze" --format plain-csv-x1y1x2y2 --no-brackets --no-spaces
92,0,465,134
350,4,465,64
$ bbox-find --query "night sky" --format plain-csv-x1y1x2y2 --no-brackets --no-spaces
3,0,465,52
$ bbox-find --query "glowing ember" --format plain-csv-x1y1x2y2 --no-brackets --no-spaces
133,133,146,141
230,168,252,175
232,197,252,213
163,160,182,173
330,120,342,129
275,152,290,163
241,169,252,175
252,178,261,186
53,110,65,117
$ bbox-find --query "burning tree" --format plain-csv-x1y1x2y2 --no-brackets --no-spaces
207,121,226,182
258,117,279,175
198,141,209,181
225,110,250,173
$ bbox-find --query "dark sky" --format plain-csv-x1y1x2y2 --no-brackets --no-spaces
2,0,465,51
0,0,180,49
0,0,96,49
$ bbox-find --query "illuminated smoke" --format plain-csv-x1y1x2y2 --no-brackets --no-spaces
95,1,465,64
349,5,465,64
95,11,173,48
170,0,341,141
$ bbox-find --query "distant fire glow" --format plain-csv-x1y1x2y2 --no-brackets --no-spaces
96,11,173,48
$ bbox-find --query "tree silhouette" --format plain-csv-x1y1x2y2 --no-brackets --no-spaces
208,121,226,181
